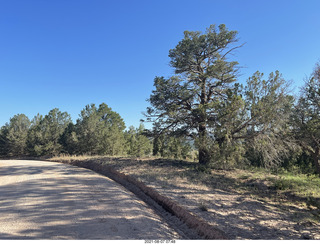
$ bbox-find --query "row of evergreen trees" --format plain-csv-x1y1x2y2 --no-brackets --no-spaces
0,103,192,159
0,98,318,175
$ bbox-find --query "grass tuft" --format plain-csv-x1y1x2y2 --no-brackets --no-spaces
199,202,209,211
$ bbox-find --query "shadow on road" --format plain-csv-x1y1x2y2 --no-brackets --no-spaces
0,160,178,239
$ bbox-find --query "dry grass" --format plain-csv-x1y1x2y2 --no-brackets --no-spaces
50,154,111,162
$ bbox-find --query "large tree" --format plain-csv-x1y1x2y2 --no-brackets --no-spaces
146,24,293,167
76,103,126,155
146,24,242,165
292,62,320,176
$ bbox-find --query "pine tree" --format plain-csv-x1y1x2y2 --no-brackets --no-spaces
76,103,126,155
125,124,152,157
0,114,30,156
27,109,71,156
59,122,79,155
146,24,293,167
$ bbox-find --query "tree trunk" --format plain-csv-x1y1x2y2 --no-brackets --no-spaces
199,147,210,165
313,147,320,177
198,123,210,165
198,78,210,165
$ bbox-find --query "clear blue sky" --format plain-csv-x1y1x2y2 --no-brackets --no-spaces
0,0,319,128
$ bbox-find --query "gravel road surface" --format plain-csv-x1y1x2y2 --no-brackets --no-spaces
0,160,181,239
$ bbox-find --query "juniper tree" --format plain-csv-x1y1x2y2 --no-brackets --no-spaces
234,71,295,168
292,62,320,176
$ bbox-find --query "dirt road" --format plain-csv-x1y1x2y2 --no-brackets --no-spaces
0,160,181,239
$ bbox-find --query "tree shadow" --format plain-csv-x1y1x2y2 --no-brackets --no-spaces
35,157,320,239
168,177,320,239
0,160,179,240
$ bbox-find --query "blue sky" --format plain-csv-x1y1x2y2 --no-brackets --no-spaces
0,0,319,128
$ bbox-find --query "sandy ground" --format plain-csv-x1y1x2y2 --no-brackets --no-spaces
0,160,181,239
100,157,320,240
147,177,320,240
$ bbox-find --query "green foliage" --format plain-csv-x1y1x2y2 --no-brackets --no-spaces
0,103,153,159
146,24,296,170
222,71,295,169
0,128,6,156
277,149,314,175
125,124,152,157
211,141,246,169
273,171,320,201
152,132,192,160
146,24,241,165
0,114,30,156
169,24,239,80
59,122,79,155
75,103,126,156
27,109,71,156
291,62,320,175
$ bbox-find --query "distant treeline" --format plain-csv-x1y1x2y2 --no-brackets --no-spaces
0,103,193,160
